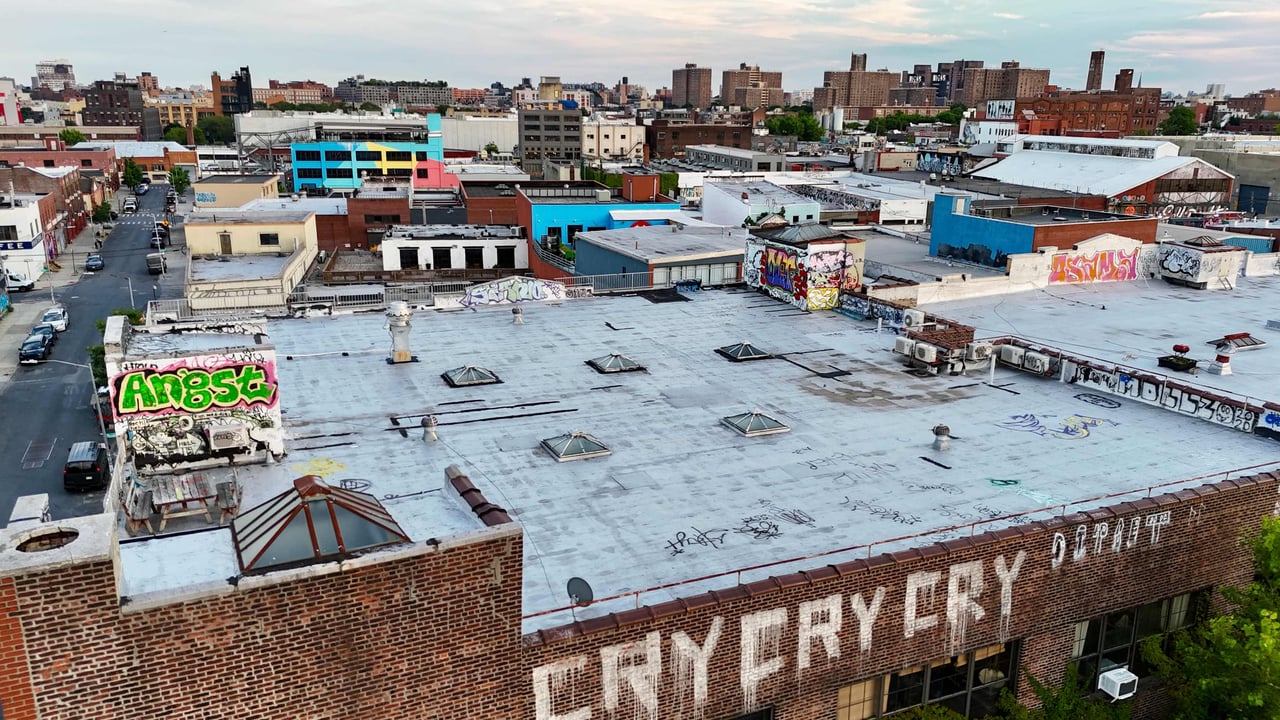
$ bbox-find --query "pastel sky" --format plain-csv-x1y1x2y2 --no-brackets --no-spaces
5,0,1277,96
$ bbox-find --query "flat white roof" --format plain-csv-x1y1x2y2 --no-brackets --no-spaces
187,253,293,283
577,225,747,263
115,284,1280,631
75,140,189,158
607,209,715,226
687,144,768,159
707,180,817,205
238,197,348,215
974,153,1212,198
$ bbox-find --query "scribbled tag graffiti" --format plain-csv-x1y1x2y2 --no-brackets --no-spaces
997,413,1115,439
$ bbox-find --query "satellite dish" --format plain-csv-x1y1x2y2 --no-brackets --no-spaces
567,577,594,607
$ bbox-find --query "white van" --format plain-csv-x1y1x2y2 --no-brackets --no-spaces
123,197,138,213
5,270,34,292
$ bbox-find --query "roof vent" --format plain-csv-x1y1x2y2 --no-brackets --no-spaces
585,352,644,374
716,341,772,362
230,475,410,572
932,424,952,451
541,431,612,462
441,365,502,387
386,301,415,364
721,410,790,437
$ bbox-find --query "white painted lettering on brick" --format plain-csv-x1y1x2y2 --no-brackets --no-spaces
1127,517,1141,548
1072,525,1088,562
601,632,661,720
946,561,985,654
994,551,1025,642
1111,518,1126,553
739,608,787,712
1051,532,1067,569
904,570,941,638
850,587,886,653
534,655,592,720
797,594,842,671
671,616,722,720
1147,510,1172,544
1093,523,1109,555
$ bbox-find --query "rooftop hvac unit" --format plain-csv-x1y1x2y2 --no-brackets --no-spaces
893,337,916,356
997,344,1024,366
913,343,938,363
966,341,994,361
205,422,252,452
1023,352,1049,374
902,309,926,328
1097,667,1138,701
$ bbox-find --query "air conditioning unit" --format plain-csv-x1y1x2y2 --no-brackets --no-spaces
1023,352,1049,374
1097,667,1138,701
913,343,938,363
902,309,926,328
206,422,252,452
998,344,1024,366
966,342,994,361
893,337,916,356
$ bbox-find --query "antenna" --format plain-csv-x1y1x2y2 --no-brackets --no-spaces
567,577,594,609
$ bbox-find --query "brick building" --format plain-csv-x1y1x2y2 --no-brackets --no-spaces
957,62,1050,107
82,79,162,141
1013,71,1163,136
253,79,333,106
211,66,254,116
1225,89,1280,117
672,63,714,109
0,125,140,148
3,274,1280,720
0,140,120,191
0,164,89,244
645,119,753,159
814,53,898,110
720,63,784,109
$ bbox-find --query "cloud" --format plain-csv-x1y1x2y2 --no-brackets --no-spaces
1196,9,1280,19
992,12,1023,19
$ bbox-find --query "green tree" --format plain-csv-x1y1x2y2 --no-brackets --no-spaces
484,141,499,156
890,706,967,720
122,158,144,190
163,126,190,144
1143,515,1280,719
196,115,235,144
192,126,207,145
59,127,87,146
359,102,381,112
764,114,824,141
92,202,112,223
1159,106,1198,135
167,166,191,197
935,110,961,125
996,668,1129,720
90,310,145,386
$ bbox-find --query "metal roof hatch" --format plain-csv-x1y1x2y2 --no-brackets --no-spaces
441,365,502,387
231,475,409,572
541,431,612,462
721,410,790,437
716,341,772,362
585,352,644,374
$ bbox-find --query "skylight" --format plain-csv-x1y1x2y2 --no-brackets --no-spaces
541,431,612,462
230,475,409,572
441,365,501,387
585,352,644,374
716,341,772,362
721,410,791,437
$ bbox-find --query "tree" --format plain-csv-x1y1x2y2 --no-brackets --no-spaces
163,126,190,144
167,166,191,197
59,127,86,146
1143,515,1280,719
92,202,112,224
996,668,1130,720
935,110,962,125
196,115,235,144
1159,106,1198,136
359,102,381,112
764,113,824,141
192,126,207,145
122,158,144,190
484,142,499,157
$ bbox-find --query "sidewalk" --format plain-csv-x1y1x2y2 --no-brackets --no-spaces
0,238,97,382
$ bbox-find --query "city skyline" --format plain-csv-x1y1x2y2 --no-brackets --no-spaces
4,0,1279,98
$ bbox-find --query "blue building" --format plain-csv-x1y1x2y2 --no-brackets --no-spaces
291,114,444,191
520,180,681,249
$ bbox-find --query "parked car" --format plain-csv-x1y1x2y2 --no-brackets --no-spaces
146,252,167,275
135,183,149,196
109,210,119,220
150,235,169,249
123,198,138,213
40,306,69,332
29,323,59,346
154,223,169,238
5,270,34,292
63,441,109,491
84,254,105,271
18,334,51,364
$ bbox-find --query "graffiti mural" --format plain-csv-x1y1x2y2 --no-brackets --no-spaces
114,363,277,416
762,247,800,293
1048,249,1139,284
459,276,567,308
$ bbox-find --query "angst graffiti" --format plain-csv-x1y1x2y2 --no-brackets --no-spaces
114,363,277,415
1048,249,1138,284
532,552,1026,720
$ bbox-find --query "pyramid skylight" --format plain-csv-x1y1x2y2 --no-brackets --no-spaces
721,410,790,437
441,365,501,387
716,341,772,362
231,475,410,572
541,431,612,462
585,352,644,374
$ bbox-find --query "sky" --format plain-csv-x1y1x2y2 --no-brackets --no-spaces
6,0,1279,97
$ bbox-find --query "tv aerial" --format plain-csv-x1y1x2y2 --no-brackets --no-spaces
567,577,594,619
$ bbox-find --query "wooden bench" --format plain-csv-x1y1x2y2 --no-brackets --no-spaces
216,481,242,526
124,488,155,536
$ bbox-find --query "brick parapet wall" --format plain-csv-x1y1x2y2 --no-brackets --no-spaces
0,577,37,720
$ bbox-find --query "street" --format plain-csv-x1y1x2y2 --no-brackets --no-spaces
0,184,188,522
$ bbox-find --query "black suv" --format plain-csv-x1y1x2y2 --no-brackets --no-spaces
63,441,109,491
19,334,51,363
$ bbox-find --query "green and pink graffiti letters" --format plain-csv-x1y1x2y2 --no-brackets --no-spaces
115,363,277,415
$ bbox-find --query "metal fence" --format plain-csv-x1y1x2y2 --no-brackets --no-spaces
556,272,659,293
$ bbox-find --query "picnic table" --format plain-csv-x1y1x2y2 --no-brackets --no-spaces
151,473,216,532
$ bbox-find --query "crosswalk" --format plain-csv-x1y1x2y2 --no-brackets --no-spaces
114,213,182,226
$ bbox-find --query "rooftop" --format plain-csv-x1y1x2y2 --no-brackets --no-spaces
75,140,189,158
186,210,315,225
576,225,748,263
891,170,1096,201
187,253,295,283
238,197,347,215
116,281,1280,631
194,174,280,185
384,224,521,240
708,180,816,205
973,204,1149,227
686,144,772,159
972,153,1218,198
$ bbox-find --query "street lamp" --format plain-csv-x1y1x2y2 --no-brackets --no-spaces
42,359,113,467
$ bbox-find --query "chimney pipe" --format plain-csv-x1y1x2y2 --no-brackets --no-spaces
1207,343,1234,376
421,415,439,443
931,424,951,451
386,301,415,363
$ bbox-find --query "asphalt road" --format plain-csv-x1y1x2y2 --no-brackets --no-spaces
0,184,188,522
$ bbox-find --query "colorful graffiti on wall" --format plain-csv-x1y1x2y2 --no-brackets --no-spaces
1047,249,1139,284
747,240,864,311
458,276,567,308
114,363,278,416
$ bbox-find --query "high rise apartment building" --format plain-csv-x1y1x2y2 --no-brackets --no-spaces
136,72,159,92
720,63,783,109
33,59,75,91
813,53,897,110
957,62,1049,106
211,66,254,116
82,79,162,140
517,107,581,178
672,64,713,109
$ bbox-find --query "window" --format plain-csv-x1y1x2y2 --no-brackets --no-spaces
80,159,92,167
432,246,452,269
385,151,411,162
325,150,348,162
1070,592,1196,688
356,150,382,162
326,168,353,179
364,214,400,224
386,168,412,177
415,151,428,161
296,150,321,161
495,246,516,268
259,233,280,246
43,160,55,167
416,168,430,178
838,643,1015,719
152,164,164,171
297,168,323,179
0,226,17,241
